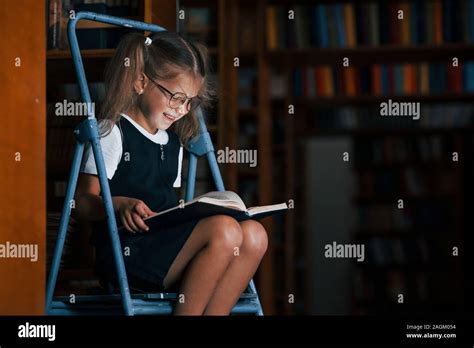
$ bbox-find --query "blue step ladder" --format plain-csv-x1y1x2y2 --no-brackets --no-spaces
45,12,264,316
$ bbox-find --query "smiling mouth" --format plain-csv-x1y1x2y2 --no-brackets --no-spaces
163,112,176,122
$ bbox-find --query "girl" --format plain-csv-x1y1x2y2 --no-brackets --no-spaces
73,32,268,315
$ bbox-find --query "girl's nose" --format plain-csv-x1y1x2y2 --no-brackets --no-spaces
176,103,187,115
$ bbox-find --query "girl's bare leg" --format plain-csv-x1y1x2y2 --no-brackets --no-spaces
203,220,268,315
162,215,243,315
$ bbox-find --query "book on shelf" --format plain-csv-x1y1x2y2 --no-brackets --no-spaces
47,0,62,50
292,61,474,98
266,0,474,49
120,190,288,230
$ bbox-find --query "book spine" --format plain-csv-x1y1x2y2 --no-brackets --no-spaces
381,64,390,96
266,6,278,50
433,0,444,44
419,62,430,94
368,2,380,45
334,4,346,47
442,0,453,42
400,3,411,45
316,4,329,48
464,61,474,92
389,1,400,44
47,0,62,49
371,64,382,96
326,5,338,47
344,3,357,48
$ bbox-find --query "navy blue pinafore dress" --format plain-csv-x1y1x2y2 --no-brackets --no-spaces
91,116,199,292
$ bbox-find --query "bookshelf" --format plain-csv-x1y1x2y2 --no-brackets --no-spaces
263,0,473,314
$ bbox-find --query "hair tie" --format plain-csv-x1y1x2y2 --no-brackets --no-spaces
145,37,152,46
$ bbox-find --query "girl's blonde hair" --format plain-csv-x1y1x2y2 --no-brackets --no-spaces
98,31,216,145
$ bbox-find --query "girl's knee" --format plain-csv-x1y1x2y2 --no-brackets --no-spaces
206,215,243,251
241,220,268,256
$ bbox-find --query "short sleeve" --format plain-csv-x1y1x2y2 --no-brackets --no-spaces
80,125,122,180
173,145,183,188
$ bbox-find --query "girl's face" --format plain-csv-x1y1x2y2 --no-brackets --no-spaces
137,72,202,131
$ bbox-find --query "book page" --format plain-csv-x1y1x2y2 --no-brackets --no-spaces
247,202,288,216
191,191,247,211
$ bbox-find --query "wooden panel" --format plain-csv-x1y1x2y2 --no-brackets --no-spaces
149,0,177,31
0,0,46,314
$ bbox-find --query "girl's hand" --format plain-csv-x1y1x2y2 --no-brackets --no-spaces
113,197,155,233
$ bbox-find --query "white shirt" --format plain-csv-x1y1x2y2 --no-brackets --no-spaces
80,113,183,187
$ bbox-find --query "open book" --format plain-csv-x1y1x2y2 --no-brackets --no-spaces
122,191,288,230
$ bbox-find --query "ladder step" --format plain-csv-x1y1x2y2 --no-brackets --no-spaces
49,297,260,315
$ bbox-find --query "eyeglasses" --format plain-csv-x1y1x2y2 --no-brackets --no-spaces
145,74,201,112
